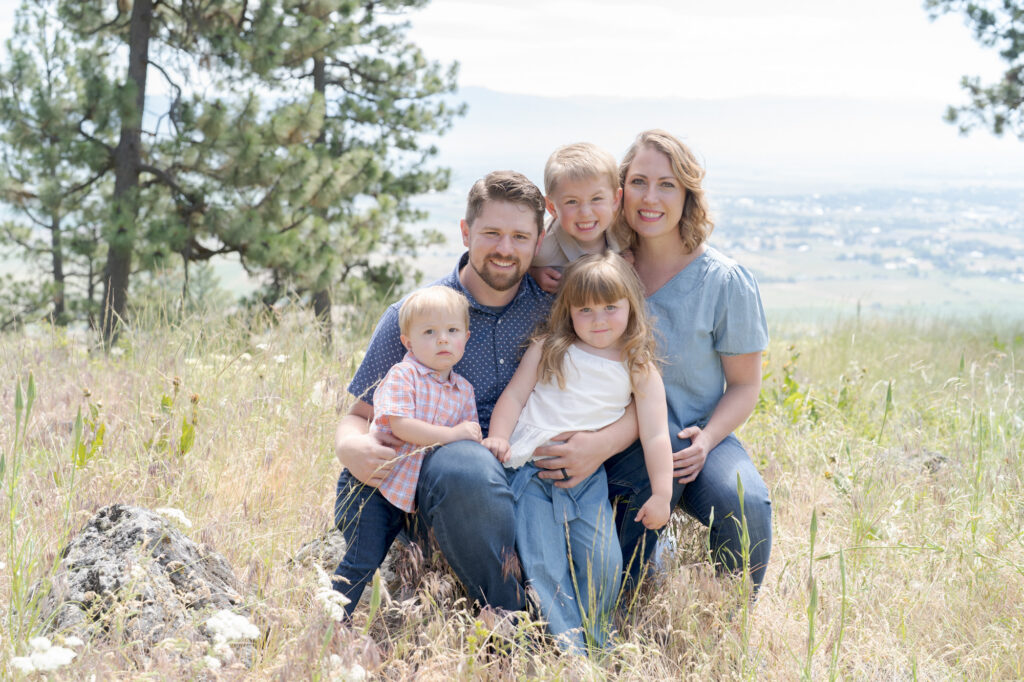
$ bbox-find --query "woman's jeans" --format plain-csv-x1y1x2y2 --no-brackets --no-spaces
605,432,773,591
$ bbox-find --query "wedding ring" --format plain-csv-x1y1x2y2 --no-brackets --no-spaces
560,467,570,481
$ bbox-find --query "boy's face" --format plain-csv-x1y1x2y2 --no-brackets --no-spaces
400,308,470,376
546,176,622,249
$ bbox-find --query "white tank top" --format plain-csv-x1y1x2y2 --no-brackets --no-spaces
505,344,632,469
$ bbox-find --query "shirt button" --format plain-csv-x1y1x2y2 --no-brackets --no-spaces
499,359,505,364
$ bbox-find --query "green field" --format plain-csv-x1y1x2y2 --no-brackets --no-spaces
2,310,1023,679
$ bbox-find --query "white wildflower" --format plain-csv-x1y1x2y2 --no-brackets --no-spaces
329,656,368,682
314,565,350,622
309,380,326,408
212,354,230,362
155,507,193,528
109,347,125,357
30,636,52,652
212,641,235,662
11,656,34,673
274,354,288,364
32,645,76,671
205,609,260,644
129,564,147,581
185,358,200,366
239,352,252,362
1,561,6,569
204,655,222,669
63,636,85,648
255,343,269,350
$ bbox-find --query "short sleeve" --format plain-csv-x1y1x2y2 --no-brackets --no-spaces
712,264,770,356
461,385,479,424
372,364,418,426
346,302,406,405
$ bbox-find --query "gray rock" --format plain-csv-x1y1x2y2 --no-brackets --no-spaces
39,504,254,664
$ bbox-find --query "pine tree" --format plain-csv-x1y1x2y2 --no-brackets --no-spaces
925,0,1024,139
0,0,115,325
57,0,247,342
232,0,463,347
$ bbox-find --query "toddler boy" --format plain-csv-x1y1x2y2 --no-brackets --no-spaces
332,286,481,614
530,142,624,293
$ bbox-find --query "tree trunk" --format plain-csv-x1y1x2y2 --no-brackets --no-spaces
101,0,152,344
50,214,66,324
311,55,333,351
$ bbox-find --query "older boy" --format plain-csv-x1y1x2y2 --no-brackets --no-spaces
530,142,624,293
333,286,481,613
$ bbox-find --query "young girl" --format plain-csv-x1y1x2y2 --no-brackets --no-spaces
483,252,673,653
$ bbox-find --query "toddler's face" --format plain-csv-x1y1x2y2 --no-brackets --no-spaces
401,309,470,375
547,176,622,250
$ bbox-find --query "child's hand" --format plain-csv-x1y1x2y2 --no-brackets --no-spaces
528,266,561,294
635,492,671,530
482,437,511,462
451,421,482,443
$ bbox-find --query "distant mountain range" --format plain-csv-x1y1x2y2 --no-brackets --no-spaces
434,87,1024,194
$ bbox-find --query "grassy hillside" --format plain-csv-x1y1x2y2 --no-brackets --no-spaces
2,311,1022,679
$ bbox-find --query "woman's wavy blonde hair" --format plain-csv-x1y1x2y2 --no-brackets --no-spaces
537,252,658,392
613,129,714,254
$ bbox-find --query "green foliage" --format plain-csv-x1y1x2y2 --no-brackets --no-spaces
0,0,462,344
925,0,1024,139
70,401,105,469
0,0,115,325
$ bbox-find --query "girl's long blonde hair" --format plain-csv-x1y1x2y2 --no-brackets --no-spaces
537,252,658,392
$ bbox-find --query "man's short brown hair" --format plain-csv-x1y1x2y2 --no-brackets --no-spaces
465,171,545,235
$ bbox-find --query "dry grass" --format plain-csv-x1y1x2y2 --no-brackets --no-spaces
2,310,1022,679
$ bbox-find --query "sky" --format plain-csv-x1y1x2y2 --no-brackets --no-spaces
403,0,1006,101
0,0,1007,102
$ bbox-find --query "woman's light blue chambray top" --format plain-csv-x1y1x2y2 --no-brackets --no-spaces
646,246,769,431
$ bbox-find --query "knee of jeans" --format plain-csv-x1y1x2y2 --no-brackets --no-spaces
420,442,510,510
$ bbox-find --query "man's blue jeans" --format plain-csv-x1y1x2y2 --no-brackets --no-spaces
333,470,409,615
416,440,526,610
606,431,772,591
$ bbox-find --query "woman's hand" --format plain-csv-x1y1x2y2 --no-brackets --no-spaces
672,425,709,484
533,430,605,488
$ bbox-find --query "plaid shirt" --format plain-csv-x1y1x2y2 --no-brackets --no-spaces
372,353,478,512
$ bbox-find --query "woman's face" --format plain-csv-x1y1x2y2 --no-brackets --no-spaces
622,145,685,242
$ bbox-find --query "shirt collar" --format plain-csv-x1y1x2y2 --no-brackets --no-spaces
446,251,544,315
403,352,460,385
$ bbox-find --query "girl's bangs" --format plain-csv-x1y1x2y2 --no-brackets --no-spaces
563,266,630,307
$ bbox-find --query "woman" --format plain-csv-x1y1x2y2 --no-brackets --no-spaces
605,129,772,591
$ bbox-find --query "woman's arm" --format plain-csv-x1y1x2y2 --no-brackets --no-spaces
672,351,762,483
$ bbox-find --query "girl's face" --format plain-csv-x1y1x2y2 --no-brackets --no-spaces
570,298,630,352
622,145,685,243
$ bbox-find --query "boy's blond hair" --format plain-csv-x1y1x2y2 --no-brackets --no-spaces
543,142,619,198
398,286,470,336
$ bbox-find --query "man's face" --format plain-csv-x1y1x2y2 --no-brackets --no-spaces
460,200,542,299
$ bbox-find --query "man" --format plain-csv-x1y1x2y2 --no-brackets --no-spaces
334,170,638,611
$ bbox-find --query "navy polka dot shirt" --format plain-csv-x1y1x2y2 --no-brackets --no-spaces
347,253,553,435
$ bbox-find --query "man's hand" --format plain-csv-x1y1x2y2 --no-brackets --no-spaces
672,425,709,484
532,431,607,488
482,436,511,462
336,431,402,487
